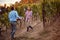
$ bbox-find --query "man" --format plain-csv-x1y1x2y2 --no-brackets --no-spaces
8,7,22,39
25,6,33,32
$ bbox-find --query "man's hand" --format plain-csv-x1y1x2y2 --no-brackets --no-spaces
18,17,24,20
21,17,24,20
17,17,24,21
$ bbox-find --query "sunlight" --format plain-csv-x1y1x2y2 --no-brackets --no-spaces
0,0,21,5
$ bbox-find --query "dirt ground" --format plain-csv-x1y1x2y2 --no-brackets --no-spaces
0,17,60,40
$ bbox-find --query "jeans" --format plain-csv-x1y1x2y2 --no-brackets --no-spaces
10,21,16,39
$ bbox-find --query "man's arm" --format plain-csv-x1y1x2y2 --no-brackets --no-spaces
15,11,22,20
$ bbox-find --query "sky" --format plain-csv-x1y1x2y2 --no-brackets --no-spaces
0,0,21,6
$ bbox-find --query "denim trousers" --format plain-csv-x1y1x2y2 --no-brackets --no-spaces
10,21,16,39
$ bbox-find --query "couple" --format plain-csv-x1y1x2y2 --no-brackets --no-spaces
8,6,33,39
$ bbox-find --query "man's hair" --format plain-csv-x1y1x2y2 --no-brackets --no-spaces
11,7,14,10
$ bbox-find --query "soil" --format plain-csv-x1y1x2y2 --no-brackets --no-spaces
0,17,60,40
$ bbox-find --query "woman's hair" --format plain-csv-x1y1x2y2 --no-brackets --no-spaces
27,6,31,11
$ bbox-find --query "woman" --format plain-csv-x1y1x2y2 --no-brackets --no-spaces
25,6,33,32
